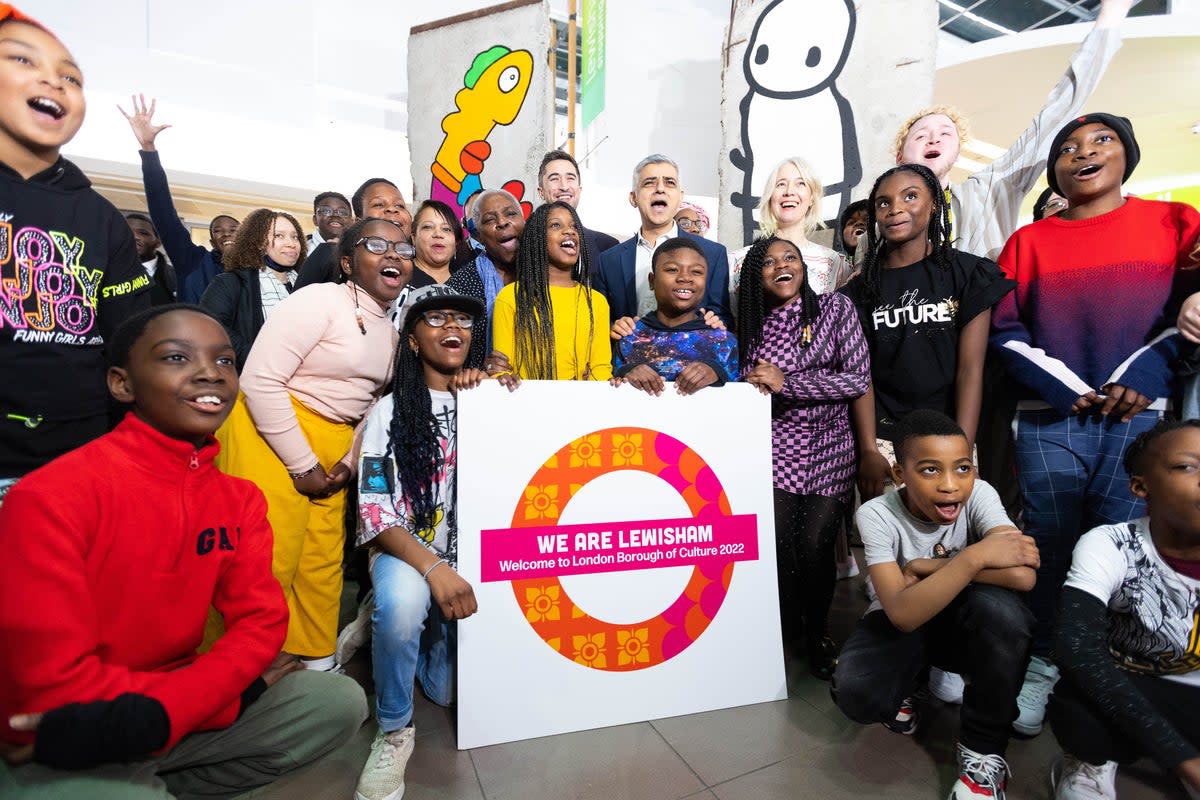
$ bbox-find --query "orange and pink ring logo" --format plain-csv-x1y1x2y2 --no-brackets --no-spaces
487,426,753,672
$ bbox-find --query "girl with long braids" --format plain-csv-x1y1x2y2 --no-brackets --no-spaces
215,217,408,672
490,201,613,380
738,236,870,679
353,285,516,800
841,164,1014,499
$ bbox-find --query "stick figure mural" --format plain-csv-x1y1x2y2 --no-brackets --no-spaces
728,0,861,241
428,45,535,219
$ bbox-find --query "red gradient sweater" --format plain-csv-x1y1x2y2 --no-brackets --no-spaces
0,413,286,750
991,198,1200,414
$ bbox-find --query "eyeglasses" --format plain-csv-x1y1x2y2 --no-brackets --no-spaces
420,310,474,328
316,207,351,218
677,218,707,234
356,236,415,258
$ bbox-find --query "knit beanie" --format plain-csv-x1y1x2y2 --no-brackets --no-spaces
1046,113,1140,195
0,4,52,34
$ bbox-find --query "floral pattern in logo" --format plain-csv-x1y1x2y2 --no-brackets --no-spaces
617,627,650,666
573,632,607,668
524,584,561,623
569,433,602,468
610,432,644,467
522,483,560,520
508,427,736,672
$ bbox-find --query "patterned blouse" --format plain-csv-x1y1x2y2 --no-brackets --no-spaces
742,292,869,500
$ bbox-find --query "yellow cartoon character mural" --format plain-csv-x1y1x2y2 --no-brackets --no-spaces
430,45,534,216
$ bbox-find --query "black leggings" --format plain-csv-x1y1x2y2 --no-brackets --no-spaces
773,489,845,644
1051,668,1200,771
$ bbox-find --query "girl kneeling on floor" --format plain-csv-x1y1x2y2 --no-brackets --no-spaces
353,285,516,800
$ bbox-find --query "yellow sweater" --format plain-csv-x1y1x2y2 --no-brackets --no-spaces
491,282,612,380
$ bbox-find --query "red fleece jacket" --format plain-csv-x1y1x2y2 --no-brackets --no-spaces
0,413,287,750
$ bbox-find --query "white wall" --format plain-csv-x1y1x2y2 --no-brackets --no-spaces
35,0,518,200
567,0,730,240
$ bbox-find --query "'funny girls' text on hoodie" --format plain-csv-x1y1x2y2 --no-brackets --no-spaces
0,157,151,478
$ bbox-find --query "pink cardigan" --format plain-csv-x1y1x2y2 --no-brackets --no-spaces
239,281,398,472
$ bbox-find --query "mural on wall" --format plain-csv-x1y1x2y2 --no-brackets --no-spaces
719,0,936,247
430,45,534,217
729,0,860,241
408,0,552,218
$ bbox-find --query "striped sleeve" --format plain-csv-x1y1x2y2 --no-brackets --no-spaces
989,236,1093,414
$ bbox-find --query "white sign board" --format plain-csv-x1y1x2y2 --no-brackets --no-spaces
456,381,785,749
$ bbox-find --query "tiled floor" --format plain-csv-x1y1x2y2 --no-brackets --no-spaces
253,554,1188,800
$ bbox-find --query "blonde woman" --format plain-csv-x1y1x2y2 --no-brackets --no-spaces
730,157,853,307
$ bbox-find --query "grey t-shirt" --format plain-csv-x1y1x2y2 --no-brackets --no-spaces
857,479,1012,613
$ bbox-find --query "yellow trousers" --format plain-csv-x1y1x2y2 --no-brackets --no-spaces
216,394,353,658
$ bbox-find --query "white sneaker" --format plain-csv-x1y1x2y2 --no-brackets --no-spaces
1051,755,1116,800
929,668,965,704
949,743,1010,800
337,589,374,666
1013,655,1059,737
836,553,860,580
356,726,415,800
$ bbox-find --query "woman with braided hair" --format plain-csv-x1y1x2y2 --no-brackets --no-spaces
353,284,515,800
738,236,870,679
841,163,1014,499
490,201,612,380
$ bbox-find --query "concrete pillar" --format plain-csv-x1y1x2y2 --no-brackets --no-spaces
718,0,938,246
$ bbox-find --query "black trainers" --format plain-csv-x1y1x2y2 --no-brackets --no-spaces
806,635,839,681
882,694,919,735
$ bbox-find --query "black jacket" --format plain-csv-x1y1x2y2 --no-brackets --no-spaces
146,254,178,305
295,242,338,289
199,270,264,373
0,157,151,477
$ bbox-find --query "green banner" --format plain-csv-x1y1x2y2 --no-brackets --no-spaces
581,0,606,128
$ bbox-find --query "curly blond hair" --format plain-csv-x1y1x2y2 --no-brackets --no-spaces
892,105,971,156
224,209,307,272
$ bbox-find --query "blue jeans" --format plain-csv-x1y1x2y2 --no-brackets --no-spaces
1013,408,1160,655
370,552,455,732
1182,371,1200,421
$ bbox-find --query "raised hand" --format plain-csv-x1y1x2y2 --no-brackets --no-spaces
117,94,171,151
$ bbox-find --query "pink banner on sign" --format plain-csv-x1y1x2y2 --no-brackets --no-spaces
480,514,758,582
